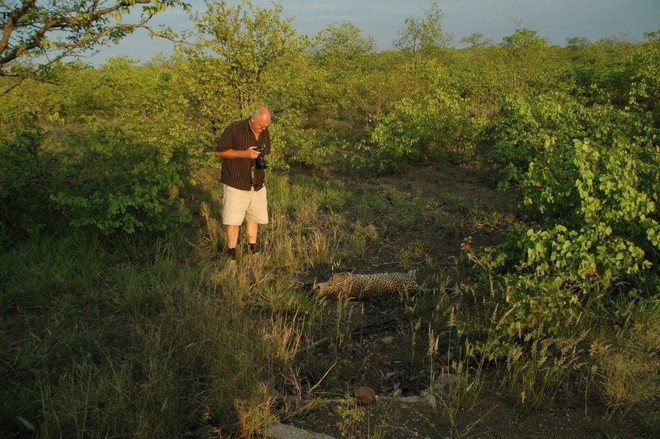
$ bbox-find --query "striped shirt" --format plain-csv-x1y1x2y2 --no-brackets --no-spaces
215,117,270,191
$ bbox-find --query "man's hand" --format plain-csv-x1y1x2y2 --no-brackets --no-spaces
246,147,261,159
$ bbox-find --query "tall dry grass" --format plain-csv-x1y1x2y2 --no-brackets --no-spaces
2,168,657,438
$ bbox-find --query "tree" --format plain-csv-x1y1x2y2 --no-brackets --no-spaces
312,21,375,64
500,28,551,91
393,2,453,54
643,30,660,43
308,21,377,134
566,36,590,48
0,1,188,78
501,28,548,51
460,32,494,49
176,0,304,128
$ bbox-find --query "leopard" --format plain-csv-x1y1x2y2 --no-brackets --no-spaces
315,269,418,299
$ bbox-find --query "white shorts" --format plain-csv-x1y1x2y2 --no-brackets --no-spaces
222,184,269,225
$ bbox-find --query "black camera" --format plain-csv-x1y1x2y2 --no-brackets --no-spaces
255,147,267,170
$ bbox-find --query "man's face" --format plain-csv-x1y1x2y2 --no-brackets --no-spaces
251,116,270,133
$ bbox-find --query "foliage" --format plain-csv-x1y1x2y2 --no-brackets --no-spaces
264,109,320,169
367,86,487,174
483,92,658,339
0,117,55,240
394,2,453,53
51,126,192,235
501,28,548,51
508,30,572,94
0,0,188,82
308,21,379,131
1,9,659,435
562,38,659,115
311,21,376,63
1,56,206,238
491,93,645,189
627,40,660,120
460,33,494,49
178,0,305,124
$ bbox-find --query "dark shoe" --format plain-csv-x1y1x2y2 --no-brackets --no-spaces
247,243,259,255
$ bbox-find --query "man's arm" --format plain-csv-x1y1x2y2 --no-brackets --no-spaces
215,147,261,159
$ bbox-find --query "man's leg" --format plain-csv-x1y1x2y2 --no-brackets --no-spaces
226,224,240,259
223,184,249,259
246,222,258,253
245,186,268,254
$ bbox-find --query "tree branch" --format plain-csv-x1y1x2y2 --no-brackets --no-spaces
0,0,37,55
0,1,186,74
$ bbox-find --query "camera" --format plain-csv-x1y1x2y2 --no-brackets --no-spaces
255,147,267,170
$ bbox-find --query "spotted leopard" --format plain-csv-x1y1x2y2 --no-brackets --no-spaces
315,270,418,299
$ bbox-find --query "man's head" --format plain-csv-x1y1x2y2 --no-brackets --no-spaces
250,106,271,134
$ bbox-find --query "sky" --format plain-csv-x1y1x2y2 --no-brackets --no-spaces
86,0,660,64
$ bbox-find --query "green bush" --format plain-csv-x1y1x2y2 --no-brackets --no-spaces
365,91,486,174
492,93,603,188
565,40,659,113
0,119,57,241
52,126,192,235
267,110,320,170
484,95,658,338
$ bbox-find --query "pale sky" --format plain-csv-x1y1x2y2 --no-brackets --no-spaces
86,0,659,64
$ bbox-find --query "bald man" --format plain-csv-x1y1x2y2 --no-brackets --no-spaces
215,107,271,261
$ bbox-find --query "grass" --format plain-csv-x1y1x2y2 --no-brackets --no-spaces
1,166,657,438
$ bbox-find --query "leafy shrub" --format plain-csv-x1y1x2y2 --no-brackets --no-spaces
52,126,192,235
365,91,486,174
566,40,659,113
267,110,320,170
483,94,658,338
0,119,57,241
492,93,610,188
627,43,660,123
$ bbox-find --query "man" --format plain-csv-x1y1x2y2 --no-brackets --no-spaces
215,107,271,261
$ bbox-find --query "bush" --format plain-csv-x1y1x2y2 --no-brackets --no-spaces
266,110,319,170
492,93,614,188
365,91,486,175
0,119,57,241
52,126,192,235
483,94,658,339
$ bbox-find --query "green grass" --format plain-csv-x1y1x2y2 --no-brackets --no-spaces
1,167,657,438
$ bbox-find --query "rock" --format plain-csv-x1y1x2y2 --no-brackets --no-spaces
355,386,377,405
381,392,437,410
184,425,220,439
431,373,459,395
425,393,437,410
266,422,337,439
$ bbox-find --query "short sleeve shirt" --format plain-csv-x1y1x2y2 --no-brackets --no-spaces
215,118,271,191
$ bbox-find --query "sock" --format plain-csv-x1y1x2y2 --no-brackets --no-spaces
227,247,236,259
248,243,257,254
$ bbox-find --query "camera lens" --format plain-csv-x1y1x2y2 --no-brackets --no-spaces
255,148,267,169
